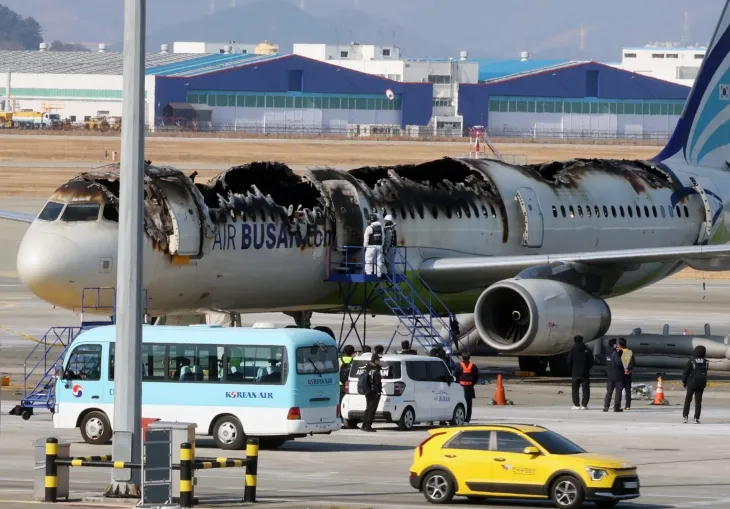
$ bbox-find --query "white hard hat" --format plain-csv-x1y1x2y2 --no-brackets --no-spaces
384,214,394,223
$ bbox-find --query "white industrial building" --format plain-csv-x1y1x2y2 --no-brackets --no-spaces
172,41,279,55
613,44,707,86
294,43,479,132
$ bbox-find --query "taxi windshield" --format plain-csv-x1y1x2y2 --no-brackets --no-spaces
526,430,585,455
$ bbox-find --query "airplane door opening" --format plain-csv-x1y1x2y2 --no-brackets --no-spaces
155,180,204,257
690,176,721,245
321,180,366,249
516,187,544,248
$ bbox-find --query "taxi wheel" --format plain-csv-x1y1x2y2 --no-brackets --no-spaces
422,470,455,504
550,475,585,509
397,406,416,431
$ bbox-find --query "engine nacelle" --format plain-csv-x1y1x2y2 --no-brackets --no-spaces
474,278,611,356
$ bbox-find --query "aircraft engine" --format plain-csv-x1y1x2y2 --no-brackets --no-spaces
474,278,611,356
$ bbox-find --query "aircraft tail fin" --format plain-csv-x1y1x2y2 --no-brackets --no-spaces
655,0,730,167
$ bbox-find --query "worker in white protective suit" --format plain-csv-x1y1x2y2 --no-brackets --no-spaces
383,214,397,275
363,213,385,277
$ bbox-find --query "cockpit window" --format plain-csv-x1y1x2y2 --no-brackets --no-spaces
37,201,64,221
60,203,101,222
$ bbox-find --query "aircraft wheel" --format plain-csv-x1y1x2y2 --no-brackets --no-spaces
518,356,548,376
549,353,572,377
313,326,336,340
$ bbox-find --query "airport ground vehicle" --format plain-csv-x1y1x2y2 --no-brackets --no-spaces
53,324,342,450
409,424,640,508
340,354,467,431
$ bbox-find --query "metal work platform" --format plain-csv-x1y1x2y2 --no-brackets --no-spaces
9,288,147,420
326,246,460,361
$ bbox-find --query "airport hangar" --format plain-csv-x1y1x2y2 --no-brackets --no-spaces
0,47,690,137
460,60,691,138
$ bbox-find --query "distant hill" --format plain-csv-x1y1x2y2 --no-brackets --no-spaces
0,0,726,60
0,3,42,50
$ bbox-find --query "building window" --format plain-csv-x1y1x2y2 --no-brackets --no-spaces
652,53,665,59
586,70,599,97
382,48,391,57
287,70,303,92
624,53,637,58
695,54,705,59
428,75,451,84
340,51,349,58
666,54,679,59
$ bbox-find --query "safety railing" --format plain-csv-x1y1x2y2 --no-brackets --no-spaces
42,438,259,506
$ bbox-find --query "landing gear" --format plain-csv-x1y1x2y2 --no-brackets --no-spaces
518,356,548,376
548,352,571,377
284,311,313,329
313,326,336,340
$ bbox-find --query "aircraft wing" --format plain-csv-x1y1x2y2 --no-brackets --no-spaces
419,244,730,289
0,210,35,223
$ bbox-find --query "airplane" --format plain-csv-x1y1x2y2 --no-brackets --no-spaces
5,2,730,377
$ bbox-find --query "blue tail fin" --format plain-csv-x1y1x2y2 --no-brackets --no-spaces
656,0,730,167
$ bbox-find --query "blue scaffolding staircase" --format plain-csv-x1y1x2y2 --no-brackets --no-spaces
9,287,146,420
327,246,461,362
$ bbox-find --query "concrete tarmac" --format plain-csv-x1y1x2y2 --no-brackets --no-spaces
1,198,730,508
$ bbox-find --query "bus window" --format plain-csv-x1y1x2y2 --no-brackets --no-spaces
63,344,102,381
225,345,287,385
168,344,221,382
296,343,338,376
109,343,166,381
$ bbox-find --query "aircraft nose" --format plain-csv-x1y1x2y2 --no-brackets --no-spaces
17,228,93,307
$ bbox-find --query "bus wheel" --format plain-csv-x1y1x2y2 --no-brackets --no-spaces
80,411,112,445
213,416,246,450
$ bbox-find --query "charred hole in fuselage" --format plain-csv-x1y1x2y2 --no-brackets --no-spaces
522,158,677,194
197,162,324,225
347,158,502,223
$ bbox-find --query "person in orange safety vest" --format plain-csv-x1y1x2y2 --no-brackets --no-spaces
454,352,480,423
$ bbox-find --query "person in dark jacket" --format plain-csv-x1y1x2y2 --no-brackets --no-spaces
362,354,383,432
603,341,624,412
682,345,709,424
619,338,635,410
567,335,593,410
454,352,479,423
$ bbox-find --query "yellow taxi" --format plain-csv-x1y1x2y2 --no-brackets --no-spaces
408,424,639,508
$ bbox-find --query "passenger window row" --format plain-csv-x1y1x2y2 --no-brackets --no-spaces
363,203,500,222
551,203,689,220
105,342,288,385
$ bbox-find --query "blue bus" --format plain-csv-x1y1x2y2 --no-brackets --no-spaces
53,323,342,449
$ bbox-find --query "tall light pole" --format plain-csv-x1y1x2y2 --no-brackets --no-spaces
104,0,146,497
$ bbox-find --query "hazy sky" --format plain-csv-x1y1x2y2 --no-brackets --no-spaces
1,0,726,60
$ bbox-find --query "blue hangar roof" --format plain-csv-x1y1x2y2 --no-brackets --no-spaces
152,54,434,128
146,52,282,77
458,61,691,129
476,59,571,82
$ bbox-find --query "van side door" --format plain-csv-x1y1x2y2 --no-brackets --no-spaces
405,360,434,422
427,360,454,421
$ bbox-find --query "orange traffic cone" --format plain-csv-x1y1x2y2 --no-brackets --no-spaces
492,374,507,405
651,376,665,405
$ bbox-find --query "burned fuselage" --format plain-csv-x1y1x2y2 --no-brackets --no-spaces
20,154,718,315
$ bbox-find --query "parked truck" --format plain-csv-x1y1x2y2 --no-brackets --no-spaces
12,111,60,129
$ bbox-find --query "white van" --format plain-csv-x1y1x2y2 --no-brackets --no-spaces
340,354,467,431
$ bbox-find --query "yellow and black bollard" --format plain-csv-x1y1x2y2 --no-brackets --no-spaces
244,438,259,503
45,437,58,503
180,442,193,508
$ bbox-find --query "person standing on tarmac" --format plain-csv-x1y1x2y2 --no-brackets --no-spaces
338,345,355,403
399,340,417,355
603,341,624,412
454,352,479,423
567,335,593,410
682,345,709,424
363,213,385,278
373,344,385,355
619,338,635,411
362,354,383,433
